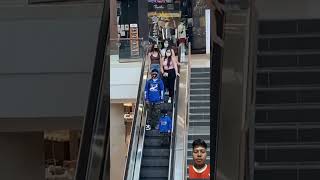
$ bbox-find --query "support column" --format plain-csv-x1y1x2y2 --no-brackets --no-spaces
138,0,149,41
0,132,44,180
110,103,126,180
110,0,118,52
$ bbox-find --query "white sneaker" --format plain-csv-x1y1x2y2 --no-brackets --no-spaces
168,97,172,103
146,124,151,131
165,90,169,95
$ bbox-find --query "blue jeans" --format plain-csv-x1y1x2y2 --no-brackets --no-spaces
150,63,160,73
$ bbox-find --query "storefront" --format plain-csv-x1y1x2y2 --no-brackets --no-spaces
114,0,210,56
147,0,210,54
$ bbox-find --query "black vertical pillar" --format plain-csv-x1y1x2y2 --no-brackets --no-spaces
210,3,225,180
75,0,109,179
138,0,149,41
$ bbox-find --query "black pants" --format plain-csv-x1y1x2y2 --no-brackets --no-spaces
163,69,176,98
147,102,161,129
160,132,171,146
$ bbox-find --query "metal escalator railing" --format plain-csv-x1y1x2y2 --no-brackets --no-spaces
167,45,183,180
123,41,150,180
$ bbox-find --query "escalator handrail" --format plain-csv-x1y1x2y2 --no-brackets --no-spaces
123,41,150,180
185,42,192,179
168,45,182,180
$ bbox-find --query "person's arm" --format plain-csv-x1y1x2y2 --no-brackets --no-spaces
173,56,180,77
160,57,164,74
168,117,172,133
171,49,180,66
160,80,164,101
148,52,151,69
144,80,149,101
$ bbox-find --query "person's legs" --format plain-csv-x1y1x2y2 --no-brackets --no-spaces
163,70,170,94
161,133,170,146
168,69,176,98
146,103,152,130
152,103,161,129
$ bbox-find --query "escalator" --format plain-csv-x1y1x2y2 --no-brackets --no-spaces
74,1,225,179
124,49,180,180
187,67,211,177
254,19,320,180
139,96,175,179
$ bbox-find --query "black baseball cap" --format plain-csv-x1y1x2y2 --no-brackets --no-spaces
151,69,159,74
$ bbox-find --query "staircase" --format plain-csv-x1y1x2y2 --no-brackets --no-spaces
187,67,210,176
254,19,320,180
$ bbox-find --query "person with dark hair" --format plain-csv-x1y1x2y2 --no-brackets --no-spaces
158,109,172,146
148,43,161,73
144,69,164,131
189,139,210,179
161,39,180,67
160,48,180,103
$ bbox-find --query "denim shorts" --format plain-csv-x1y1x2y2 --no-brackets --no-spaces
150,63,160,73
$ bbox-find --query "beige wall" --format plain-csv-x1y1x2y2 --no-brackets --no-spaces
0,132,44,180
110,103,127,180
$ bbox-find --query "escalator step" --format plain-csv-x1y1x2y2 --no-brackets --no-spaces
188,134,210,141
144,137,171,148
191,78,210,83
145,130,164,137
190,107,210,113
191,83,210,89
191,68,210,73
142,157,169,167
140,167,168,178
190,89,210,95
189,120,210,126
189,113,210,120
191,72,210,78
190,95,210,101
143,148,170,157
190,101,210,107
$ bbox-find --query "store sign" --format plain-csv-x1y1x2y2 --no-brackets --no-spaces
148,3,178,11
153,4,166,10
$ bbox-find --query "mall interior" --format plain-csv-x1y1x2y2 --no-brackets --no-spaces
1,0,320,180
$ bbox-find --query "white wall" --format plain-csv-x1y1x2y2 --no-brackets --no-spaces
256,0,320,19
110,103,127,180
0,132,44,180
110,62,142,102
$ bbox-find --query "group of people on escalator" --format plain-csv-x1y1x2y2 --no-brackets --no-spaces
144,40,210,179
144,40,179,142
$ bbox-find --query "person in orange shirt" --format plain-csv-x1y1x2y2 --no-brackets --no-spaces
189,139,210,179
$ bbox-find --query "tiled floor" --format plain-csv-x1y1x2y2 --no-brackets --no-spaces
189,54,210,68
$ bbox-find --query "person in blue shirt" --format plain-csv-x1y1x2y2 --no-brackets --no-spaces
159,109,172,146
145,69,165,130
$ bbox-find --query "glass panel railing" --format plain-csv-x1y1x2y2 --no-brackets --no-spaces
123,41,150,180
110,38,145,62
